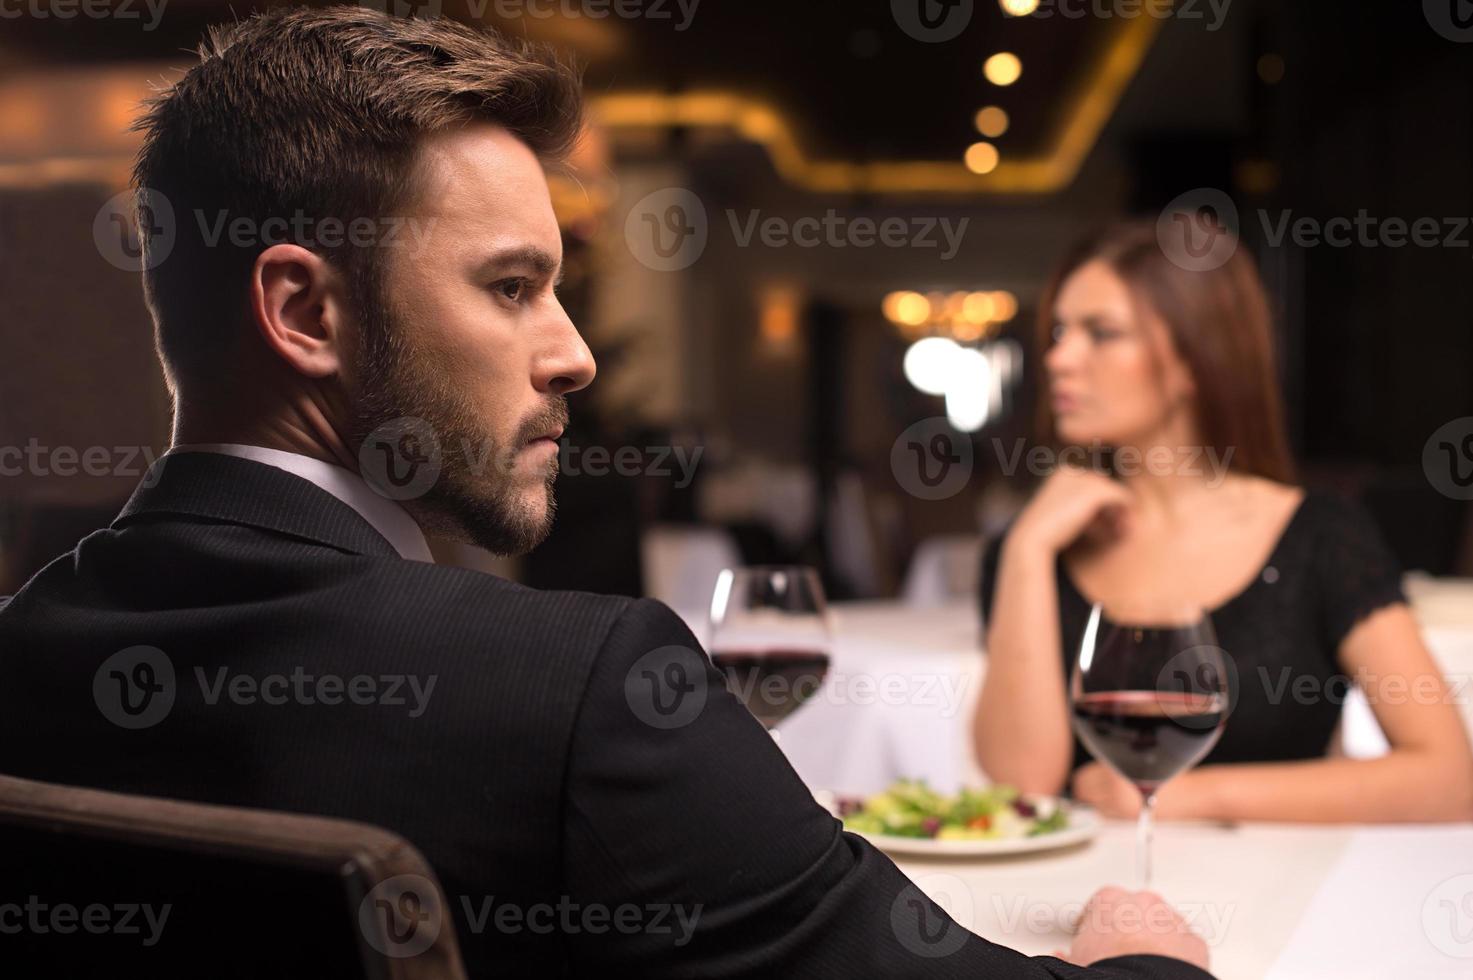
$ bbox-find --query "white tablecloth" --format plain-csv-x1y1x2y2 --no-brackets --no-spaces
896,821,1473,979
673,578,1473,979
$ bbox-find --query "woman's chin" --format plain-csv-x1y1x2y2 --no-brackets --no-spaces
1053,418,1102,447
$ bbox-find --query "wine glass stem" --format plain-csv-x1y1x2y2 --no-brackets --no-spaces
1136,790,1157,889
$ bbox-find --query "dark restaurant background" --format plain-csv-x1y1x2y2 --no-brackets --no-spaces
2,0,1471,604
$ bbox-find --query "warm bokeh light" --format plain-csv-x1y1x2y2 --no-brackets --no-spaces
952,319,986,342
885,288,1014,340
926,291,951,317
883,290,931,327
999,0,1040,14
758,285,801,348
962,291,996,323
990,290,1019,322
983,53,1023,87
941,291,967,322
1236,158,1281,195
964,141,1000,175
974,106,1009,138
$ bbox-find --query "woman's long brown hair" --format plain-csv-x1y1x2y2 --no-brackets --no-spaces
1033,221,1297,484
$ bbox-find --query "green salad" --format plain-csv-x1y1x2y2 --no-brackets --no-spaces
838,779,1069,841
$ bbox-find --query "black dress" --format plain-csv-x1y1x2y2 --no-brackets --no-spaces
978,491,1409,773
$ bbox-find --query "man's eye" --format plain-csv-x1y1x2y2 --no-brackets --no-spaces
495,278,526,302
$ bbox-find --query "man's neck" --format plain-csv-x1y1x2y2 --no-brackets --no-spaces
172,398,357,471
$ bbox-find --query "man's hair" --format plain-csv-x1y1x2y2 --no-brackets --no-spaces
133,6,582,388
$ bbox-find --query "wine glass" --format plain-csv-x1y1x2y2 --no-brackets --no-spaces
1069,601,1230,887
707,566,833,738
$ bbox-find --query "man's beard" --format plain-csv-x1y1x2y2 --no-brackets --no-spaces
347,303,568,557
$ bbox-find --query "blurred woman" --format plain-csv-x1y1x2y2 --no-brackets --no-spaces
973,222,1473,823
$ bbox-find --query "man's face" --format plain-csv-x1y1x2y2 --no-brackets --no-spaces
350,123,595,555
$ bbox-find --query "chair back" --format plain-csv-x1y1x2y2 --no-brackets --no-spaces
0,773,468,979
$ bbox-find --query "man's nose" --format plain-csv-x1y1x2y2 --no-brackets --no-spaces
536,305,596,395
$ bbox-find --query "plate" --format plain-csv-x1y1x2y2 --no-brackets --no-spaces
846,798,1102,858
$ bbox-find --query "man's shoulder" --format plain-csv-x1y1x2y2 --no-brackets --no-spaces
354,558,664,655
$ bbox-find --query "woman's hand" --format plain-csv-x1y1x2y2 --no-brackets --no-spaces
1070,762,1207,820
1009,466,1133,556
1070,762,1144,818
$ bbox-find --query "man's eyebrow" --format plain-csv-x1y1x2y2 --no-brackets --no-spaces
475,245,562,280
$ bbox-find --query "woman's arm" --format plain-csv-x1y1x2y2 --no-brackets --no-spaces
1073,603,1473,823
973,469,1133,795
974,534,1075,794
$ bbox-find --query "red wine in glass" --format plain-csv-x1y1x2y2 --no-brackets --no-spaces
710,648,831,729
1071,690,1227,797
1070,602,1230,887
708,566,833,736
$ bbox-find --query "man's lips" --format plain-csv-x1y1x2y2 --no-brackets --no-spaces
523,430,563,453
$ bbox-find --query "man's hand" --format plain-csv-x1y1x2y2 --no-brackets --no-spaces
1054,886,1210,970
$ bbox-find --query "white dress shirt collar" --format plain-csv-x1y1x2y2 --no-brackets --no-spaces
169,443,435,563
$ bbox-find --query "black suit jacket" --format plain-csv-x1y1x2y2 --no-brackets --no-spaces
0,452,1214,979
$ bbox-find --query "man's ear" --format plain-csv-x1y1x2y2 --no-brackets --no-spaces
249,243,351,379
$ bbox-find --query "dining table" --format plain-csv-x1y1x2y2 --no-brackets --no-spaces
674,574,1473,979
